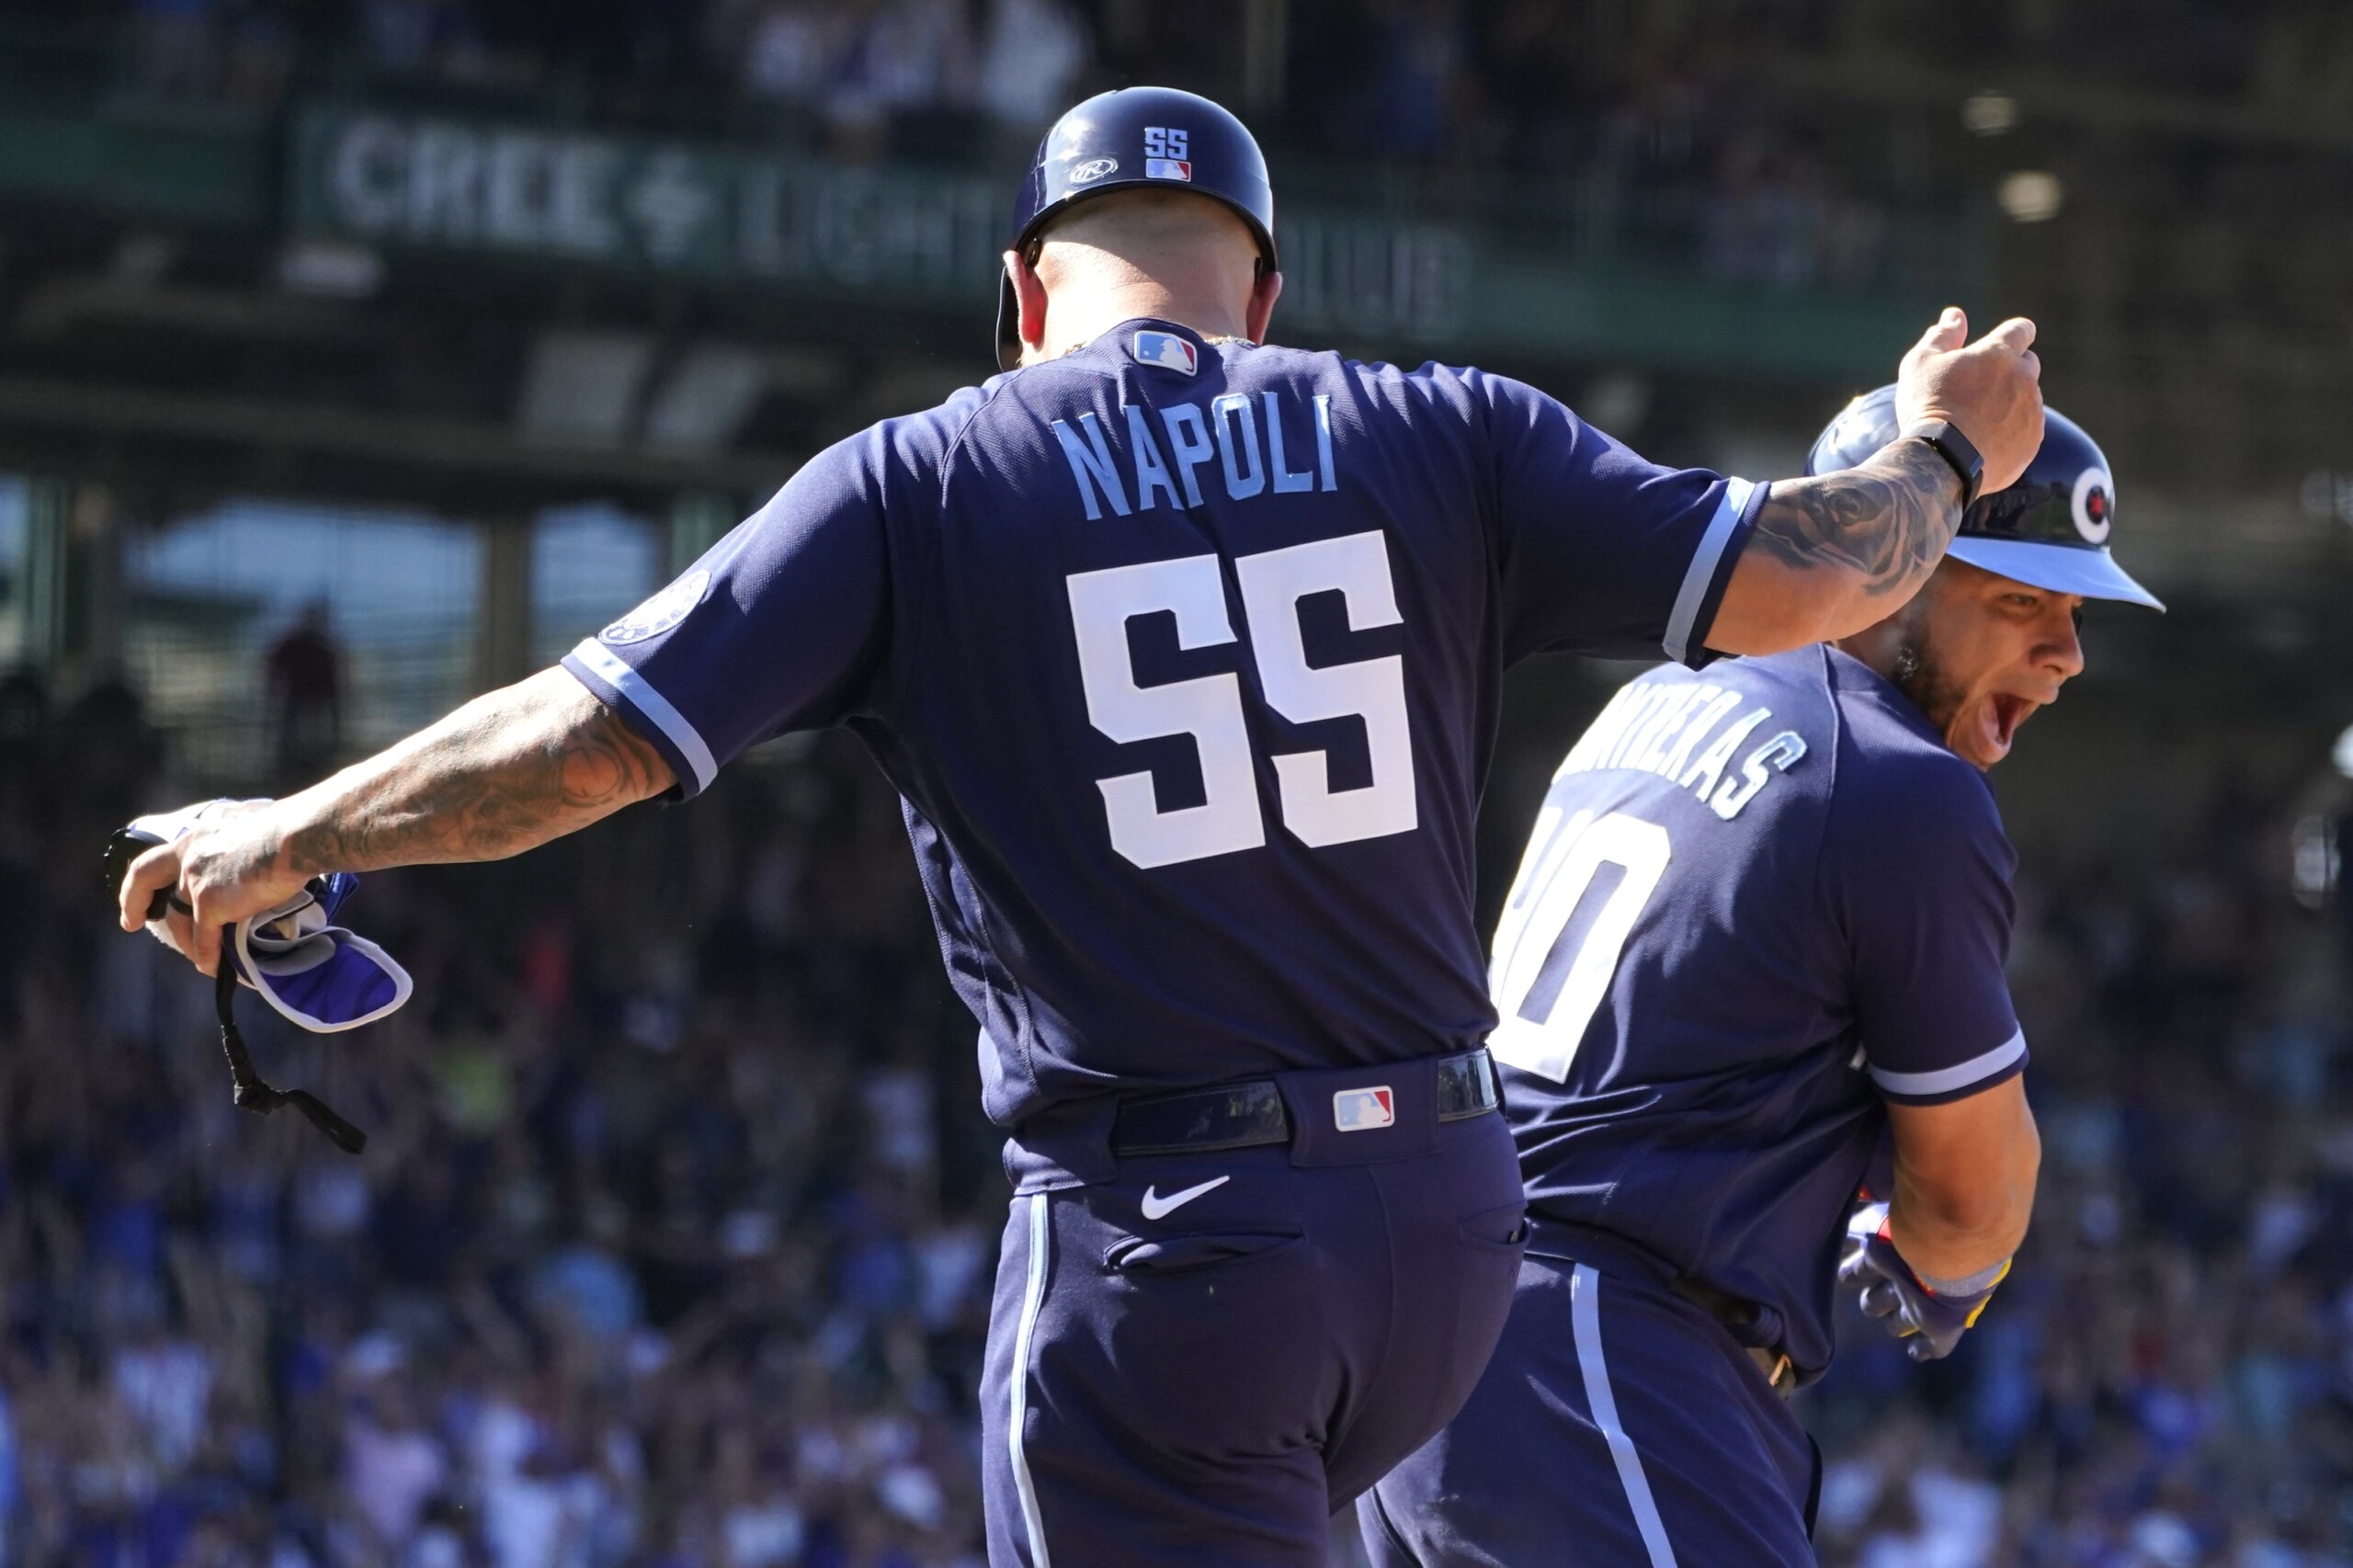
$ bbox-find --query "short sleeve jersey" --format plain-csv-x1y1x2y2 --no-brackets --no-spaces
1489,644,2025,1376
564,319,1765,1127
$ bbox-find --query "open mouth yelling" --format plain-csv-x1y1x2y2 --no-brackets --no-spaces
1983,693,2037,756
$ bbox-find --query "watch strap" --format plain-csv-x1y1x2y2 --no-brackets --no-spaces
1904,420,1983,506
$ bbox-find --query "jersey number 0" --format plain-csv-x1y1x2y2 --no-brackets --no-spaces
1487,807,1672,1081
1065,529,1417,869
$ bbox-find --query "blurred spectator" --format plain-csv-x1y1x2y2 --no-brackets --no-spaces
218,0,296,105
820,0,974,159
972,0,1087,127
739,0,843,105
340,1381,446,1549
265,602,344,788
0,667,46,754
127,0,222,98
356,0,492,78
1703,141,1831,292
1359,0,1470,161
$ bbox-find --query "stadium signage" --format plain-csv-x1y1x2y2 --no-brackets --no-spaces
289,104,1471,341
294,107,1002,299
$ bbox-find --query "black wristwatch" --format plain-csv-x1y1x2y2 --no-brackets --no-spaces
1904,420,1984,506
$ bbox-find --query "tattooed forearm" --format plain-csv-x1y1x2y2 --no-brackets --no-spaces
1749,440,1963,601
272,666,674,875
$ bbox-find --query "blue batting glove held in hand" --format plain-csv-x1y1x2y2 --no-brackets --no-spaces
1838,1201,2007,1361
126,803,412,1032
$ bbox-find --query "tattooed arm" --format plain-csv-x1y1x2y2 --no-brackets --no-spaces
1705,440,1966,654
271,666,672,871
118,666,674,975
1705,308,2044,656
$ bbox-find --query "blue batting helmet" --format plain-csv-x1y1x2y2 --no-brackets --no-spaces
995,86,1279,371
1806,386,2164,610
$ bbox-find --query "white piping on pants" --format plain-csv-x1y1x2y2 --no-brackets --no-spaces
1008,1192,1054,1567
1573,1264,1679,1567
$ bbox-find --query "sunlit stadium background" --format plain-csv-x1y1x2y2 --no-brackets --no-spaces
2,3,2351,1563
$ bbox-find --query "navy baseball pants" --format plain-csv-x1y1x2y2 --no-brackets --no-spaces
1358,1238,1819,1566
980,1055,1527,1567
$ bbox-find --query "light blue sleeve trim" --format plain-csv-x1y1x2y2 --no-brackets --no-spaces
1869,1026,2028,1099
567,639,719,795
1661,477,1754,665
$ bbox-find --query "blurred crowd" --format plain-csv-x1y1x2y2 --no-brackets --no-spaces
0,0,2348,1561
3,0,1934,293
2,652,2350,1567
0,669,1001,1567
1810,788,2353,1566
8,0,1847,168
9,0,2334,307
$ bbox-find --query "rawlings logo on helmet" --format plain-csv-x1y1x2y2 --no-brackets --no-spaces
2071,467,2114,544
1070,157,1119,185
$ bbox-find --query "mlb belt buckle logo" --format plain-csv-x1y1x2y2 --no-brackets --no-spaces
1132,330,1197,375
1333,1085,1395,1131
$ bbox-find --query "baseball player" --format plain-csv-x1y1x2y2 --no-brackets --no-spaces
117,90,2042,1567
1360,390,2162,1566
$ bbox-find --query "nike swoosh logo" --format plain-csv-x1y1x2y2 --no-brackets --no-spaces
1140,1176,1231,1221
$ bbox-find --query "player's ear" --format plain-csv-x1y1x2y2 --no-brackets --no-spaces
1006,249,1049,364
1246,267,1282,346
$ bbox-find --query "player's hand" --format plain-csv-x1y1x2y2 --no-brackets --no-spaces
1895,307,2044,495
1837,1200,2007,1361
117,800,310,977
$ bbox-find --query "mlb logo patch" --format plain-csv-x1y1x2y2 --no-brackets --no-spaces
1333,1085,1395,1132
1145,157,1192,182
1132,330,1198,375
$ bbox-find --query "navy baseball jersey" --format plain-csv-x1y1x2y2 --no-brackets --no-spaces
1490,643,2025,1376
564,319,1763,1126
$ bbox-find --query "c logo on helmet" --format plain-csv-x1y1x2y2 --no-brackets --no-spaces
1070,158,1119,185
2071,467,2114,544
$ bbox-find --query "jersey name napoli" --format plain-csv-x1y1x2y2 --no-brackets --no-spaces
563,318,1764,1127
1492,644,2026,1375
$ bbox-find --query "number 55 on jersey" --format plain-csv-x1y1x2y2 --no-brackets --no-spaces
564,320,1766,1123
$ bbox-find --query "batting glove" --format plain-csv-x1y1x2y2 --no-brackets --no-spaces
1838,1201,2008,1361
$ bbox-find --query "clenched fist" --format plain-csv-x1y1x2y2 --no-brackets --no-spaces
1896,307,2044,495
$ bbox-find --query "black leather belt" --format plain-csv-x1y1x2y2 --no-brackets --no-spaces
1670,1276,1797,1396
1109,1049,1499,1157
